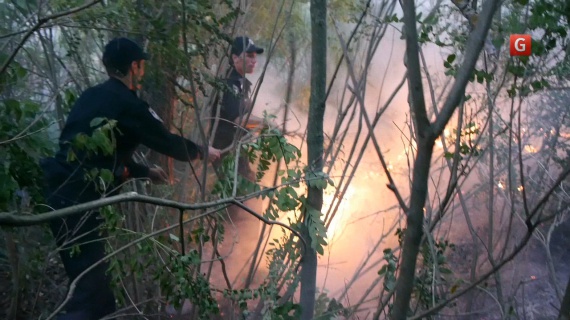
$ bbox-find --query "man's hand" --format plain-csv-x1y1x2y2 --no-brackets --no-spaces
148,167,169,184
207,146,221,162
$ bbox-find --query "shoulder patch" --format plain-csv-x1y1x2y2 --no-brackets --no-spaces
148,107,163,123
232,84,240,95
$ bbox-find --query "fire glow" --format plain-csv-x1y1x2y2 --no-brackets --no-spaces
322,185,355,241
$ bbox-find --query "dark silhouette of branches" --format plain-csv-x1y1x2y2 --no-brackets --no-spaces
0,0,104,76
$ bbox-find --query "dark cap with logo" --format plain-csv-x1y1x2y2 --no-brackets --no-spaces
102,37,149,75
231,36,264,56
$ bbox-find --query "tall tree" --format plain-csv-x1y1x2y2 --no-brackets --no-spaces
139,4,178,181
300,0,327,318
390,0,501,318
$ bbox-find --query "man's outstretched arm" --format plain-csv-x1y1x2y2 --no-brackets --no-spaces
122,103,220,162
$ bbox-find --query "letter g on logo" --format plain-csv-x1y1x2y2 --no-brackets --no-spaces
514,38,526,52
510,35,531,56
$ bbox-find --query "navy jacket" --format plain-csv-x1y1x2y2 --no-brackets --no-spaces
211,68,252,150
48,77,204,183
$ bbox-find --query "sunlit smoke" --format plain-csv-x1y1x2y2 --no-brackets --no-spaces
435,138,443,149
524,144,537,153
323,184,355,241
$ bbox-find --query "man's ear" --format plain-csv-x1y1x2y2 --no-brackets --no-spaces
231,53,240,64
130,60,139,72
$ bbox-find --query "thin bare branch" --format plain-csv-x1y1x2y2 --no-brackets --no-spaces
331,20,409,213
411,165,570,319
432,0,502,136
450,0,498,58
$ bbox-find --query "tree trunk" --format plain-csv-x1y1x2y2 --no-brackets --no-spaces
142,61,175,179
284,32,296,132
300,0,326,319
389,0,500,317
390,140,434,319
4,230,19,320
137,1,177,181
389,0,434,318
559,276,570,320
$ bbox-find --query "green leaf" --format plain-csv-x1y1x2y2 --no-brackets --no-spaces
385,277,396,291
12,61,27,79
288,187,298,199
459,144,470,154
446,54,456,64
476,74,484,83
519,85,531,97
424,13,437,25
378,265,388,276
90,117,105,128
100,169,114,184
450,284,459,293
531,80,543,91
440,267,453,274
5,98,19,111
385,14,400,23
314,220,327,234
509,306,516,315
4,99,22,121
506,87,516,98
507,64,526,77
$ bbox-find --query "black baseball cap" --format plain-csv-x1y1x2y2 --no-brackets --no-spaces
231,36,264,56
102,37,149,74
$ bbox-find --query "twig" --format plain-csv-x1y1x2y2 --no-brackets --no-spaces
214,246,233,291
410,165,570,319
409,228,535,320
431,0,501,136
450,0,498,58
331,21,409,214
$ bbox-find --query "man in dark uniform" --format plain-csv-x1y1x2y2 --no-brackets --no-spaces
211,36,266,174
41,37,220,320
209,36,270,286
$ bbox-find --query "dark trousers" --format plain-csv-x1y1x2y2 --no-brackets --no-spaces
42,159,116,320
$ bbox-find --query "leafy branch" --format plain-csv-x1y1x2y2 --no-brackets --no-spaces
46,204,222,320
